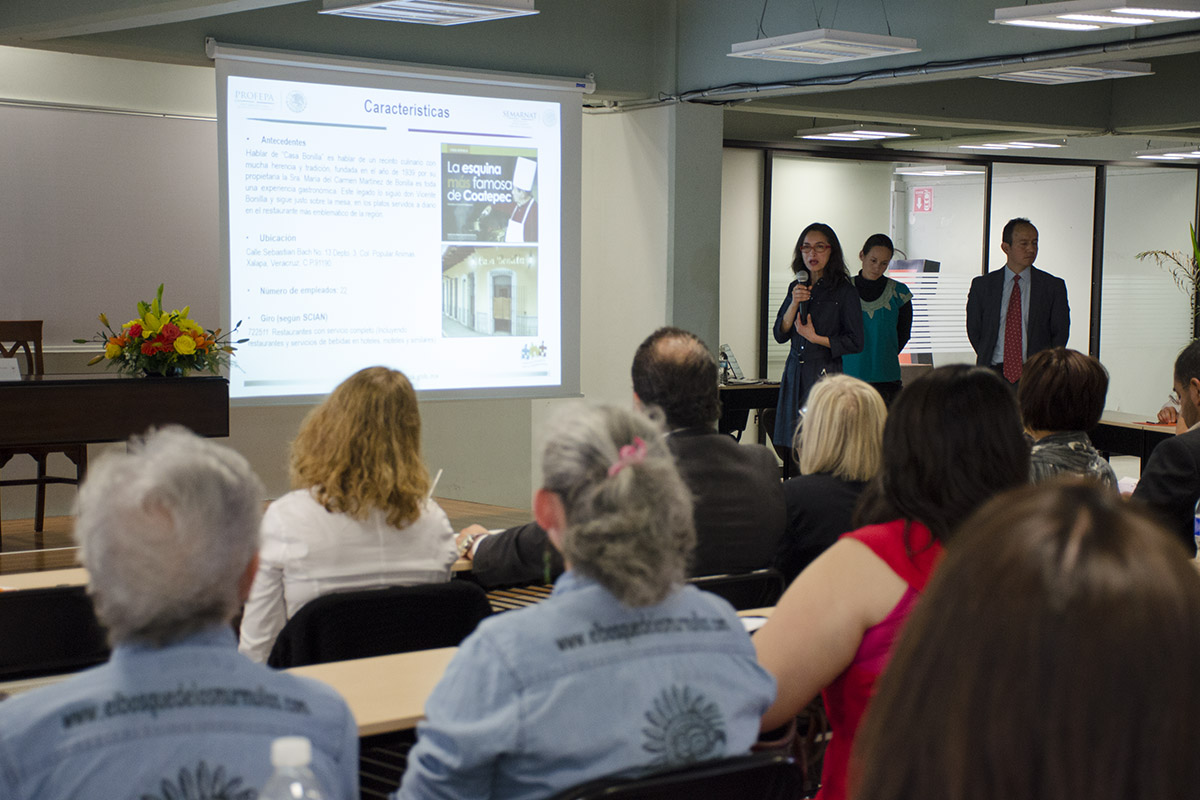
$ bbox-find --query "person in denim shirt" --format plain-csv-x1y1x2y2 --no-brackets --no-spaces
0,427,359,800
395,404,776,800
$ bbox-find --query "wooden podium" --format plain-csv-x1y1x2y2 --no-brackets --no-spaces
0,374,229,447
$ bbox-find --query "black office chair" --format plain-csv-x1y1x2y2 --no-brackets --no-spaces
0,585,110,680
546,752,804,800
688,568,786,611
0,320,88,543
266,580,493,668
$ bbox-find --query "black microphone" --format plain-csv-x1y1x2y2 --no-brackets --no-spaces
795,268,811,325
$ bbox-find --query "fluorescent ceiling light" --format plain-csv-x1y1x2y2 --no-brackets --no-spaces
1136,146,1200,160
730,29,919,64
797,125,918,142
992,0,1200,30
894,165,987,176
957,140,1065,150
982,61,1153,84
320,0,537,24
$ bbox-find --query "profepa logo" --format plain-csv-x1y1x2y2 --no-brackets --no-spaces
233,89,276,109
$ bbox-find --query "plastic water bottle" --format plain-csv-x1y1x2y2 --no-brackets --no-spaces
259,736,326,800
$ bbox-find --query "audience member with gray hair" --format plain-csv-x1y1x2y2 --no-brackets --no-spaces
0,427,359,800
395,404,775,800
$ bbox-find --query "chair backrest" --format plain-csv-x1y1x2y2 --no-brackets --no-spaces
0,585,110,680
266,580,493,668
546,752,803,800
688,568,785,611
0,320,45,376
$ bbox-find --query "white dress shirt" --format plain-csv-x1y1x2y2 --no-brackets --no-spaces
238,489,458,662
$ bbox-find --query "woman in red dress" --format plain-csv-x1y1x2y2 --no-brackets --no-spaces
753,365,1029,800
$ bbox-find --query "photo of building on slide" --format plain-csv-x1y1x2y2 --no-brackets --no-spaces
442,246,538,337
442,145,537,244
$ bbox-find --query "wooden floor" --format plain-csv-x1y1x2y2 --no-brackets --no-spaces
0,496,529,575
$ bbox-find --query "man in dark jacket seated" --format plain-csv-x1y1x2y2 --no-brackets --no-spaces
457,326,786,586
1133,339,1200,557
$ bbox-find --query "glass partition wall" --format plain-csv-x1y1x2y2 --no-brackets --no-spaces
751,149,1198,418
1099,166,1197,412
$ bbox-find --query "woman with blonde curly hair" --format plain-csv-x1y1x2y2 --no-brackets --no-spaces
238,367,456,662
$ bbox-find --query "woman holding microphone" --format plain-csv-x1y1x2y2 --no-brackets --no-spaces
772,222,864,462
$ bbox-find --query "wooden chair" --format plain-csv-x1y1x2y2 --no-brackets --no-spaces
0,320,88,542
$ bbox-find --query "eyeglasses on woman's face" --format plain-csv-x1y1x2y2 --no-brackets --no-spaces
800,243,830,254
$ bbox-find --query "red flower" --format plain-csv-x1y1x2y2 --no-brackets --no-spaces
128,323,142,338
159,323,180,344
141,341,158,356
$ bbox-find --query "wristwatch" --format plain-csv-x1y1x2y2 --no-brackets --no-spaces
458,532,483,557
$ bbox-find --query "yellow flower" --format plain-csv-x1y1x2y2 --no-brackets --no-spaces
104,342,123,360
179,318,203,336
142,312,163,333
173,335,197,355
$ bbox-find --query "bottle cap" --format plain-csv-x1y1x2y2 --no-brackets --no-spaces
271,736,312,768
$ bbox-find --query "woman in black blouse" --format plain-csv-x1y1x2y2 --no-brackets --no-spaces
772,222,865,459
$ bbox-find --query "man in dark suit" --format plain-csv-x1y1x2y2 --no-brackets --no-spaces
458,326,786,586
966,217,1070,384
1133,340,1200,556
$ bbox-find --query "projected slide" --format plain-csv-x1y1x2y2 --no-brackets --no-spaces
225,75,562,399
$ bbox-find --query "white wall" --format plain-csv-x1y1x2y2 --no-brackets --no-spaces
0,47,675,522
720,148,763,377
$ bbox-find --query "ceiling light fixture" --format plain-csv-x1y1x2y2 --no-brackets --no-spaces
1135,146,1200,160
894,165,987,176
796,125,918,142
981,61,1153,84
956,140,1065,150
992,0,1200,30
320,0,538,25
730,29,920,64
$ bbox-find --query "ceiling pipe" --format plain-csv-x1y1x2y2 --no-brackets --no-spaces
677,28,1200,103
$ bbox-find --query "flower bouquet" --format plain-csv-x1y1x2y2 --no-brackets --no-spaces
75,284,246,377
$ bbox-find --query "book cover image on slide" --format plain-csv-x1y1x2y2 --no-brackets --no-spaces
442,145,538,244
441,245,538,337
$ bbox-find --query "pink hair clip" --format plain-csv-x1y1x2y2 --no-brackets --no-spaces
607,436,648,477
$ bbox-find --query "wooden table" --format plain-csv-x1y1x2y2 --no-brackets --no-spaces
0,373,229,447
1091,411,1175,469
289,647,456,736
0,495,528,576
718,382,779,440
0,561,474,591
0,566,88,590
289,606,777,735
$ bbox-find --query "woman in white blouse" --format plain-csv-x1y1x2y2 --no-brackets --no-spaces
238,366,458,662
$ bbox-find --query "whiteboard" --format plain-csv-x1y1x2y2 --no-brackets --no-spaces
0,104,220,349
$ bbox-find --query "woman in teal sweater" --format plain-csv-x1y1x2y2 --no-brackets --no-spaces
842,234,912,405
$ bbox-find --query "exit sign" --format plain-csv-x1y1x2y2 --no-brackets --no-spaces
913,187,933,212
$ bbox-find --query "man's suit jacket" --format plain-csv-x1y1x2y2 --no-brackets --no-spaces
1131,427,1200,557
469,427,787,587
965,266,1070,366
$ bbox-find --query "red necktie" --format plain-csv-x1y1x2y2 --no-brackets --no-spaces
1003,274,1022,383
